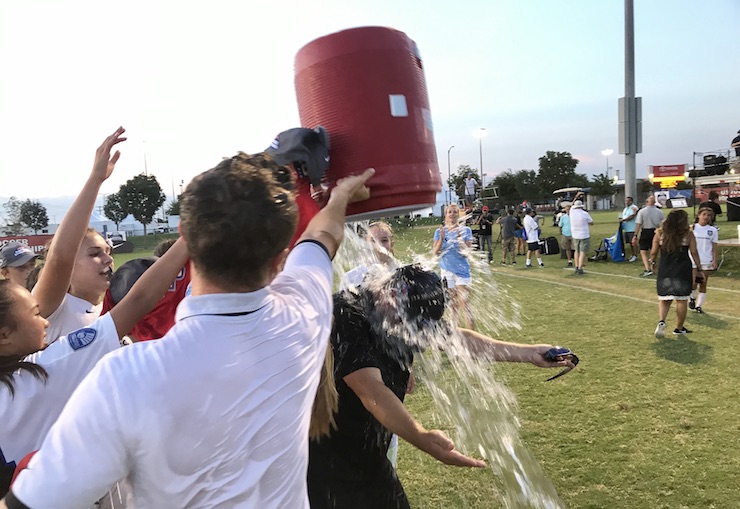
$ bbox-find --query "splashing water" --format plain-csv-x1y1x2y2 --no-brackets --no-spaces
334,221,565,509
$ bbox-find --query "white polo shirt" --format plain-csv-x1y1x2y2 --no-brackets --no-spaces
0,314,118,469
523,214,540,244
12,242,333,509
41,293,102,345
569,208,594,240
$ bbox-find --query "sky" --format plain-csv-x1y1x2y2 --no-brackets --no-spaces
1,0,738,220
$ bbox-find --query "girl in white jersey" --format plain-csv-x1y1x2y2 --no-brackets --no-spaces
689,207,719,314
32,128,126,342
0,235,189,498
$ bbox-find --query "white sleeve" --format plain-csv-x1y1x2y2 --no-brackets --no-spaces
274,241,333,298
11,354,131,509
30,313,119,365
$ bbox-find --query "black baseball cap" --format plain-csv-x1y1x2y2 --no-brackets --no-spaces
264,126,330,186
393,265,445,322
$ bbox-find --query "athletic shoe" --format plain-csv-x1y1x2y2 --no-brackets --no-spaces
525,264,532,268
628,255,638,262
538,263,545,268
688,298,696,309
654,321,666,338
673,327,692,335
500,261,506,266
576,268,584,275
695,307,703,314
511,261,516,265
641,270,653,277
567,261,573,267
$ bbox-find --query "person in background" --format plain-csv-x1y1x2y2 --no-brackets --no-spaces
32,128,126,342
619,196,639,262
698,191,722,225
523,208,544,268
341,221,399,292
0,244,37,289
650,209,703,337
462,173,477,207
475,206,494,263
498,208,519,266
557,203,574,268
632,196,665,277
433,203,474,329
688,207,718,314
514,208,527,256
569,200,593,275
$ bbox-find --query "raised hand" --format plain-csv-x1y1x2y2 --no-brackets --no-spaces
334,168,375,204
92,126,127,182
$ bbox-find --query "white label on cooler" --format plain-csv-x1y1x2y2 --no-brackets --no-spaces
389,94,408,117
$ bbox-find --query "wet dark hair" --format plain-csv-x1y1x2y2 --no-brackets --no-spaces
0,280,48,397
180,153,297,291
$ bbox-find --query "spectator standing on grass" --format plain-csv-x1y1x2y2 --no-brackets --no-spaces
0,244,37,289
515,208,527,255
632,196,665,277
620,196,639,262
523,208,544,268
650,210,703,338
307,265,575,509
557,203,574,267
498,208,519,266
698,191,722,225
569,200,593,275
688,207,718,314
433,203,474,329
476,206,494,263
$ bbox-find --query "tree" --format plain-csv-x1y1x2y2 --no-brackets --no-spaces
513,170,541,203
104,192,128,229
536,151,589,196
2,196,25,235
118,174,166,235
447,164,478,202
589,173,615,197
20,199,49,234
491,170,524,205
165,196,181,216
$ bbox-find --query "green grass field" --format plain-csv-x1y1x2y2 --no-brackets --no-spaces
114,208,740,508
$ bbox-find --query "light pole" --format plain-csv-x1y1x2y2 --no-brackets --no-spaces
447,145,455,204
601,148,614,178
474,128,487,202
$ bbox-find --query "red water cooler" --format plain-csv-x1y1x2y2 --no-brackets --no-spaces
295,26,441,220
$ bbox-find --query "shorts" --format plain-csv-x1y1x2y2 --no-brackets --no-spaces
502,237,516,252
441,269,471,288
561,235,573,250
514,229,526,239
527,241,540,252
692,262,715,271
573,237,590,253
623,231,635,244
639,228,656,251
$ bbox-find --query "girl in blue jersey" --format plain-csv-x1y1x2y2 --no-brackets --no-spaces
433,204,474,329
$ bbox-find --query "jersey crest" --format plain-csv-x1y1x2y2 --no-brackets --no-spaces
68,328,98,350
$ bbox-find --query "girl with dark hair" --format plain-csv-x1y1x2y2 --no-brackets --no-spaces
0,238,188,498
649,210,704,337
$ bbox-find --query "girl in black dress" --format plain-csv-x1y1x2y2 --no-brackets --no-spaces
649,210,704,337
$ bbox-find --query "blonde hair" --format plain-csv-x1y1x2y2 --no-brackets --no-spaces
309,344,338,441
